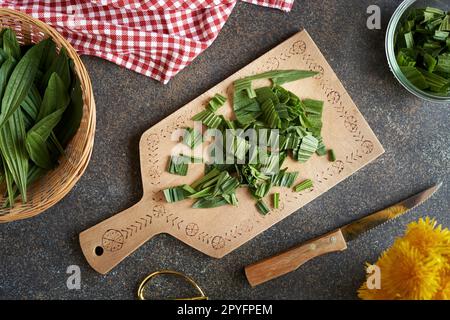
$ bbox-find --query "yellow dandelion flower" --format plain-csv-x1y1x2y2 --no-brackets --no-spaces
404,217,450,256
434,271,450,300
359,217,450,300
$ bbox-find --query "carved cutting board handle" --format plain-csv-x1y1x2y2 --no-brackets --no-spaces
79,199,162,274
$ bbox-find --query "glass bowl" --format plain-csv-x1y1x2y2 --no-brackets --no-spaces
386,0,450,103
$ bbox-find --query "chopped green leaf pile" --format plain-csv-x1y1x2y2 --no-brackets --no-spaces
395,7,450,95
0,28,82,207
162,69,334,214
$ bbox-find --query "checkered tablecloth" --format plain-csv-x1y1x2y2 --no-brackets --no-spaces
1,0,294,83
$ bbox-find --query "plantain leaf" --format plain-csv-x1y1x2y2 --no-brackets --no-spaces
55,76,83,147
0,57,16,101
2,29,21,60
3,164,46,208
20,85,41,121
1,155,16,207
0,41,43,129
192,196,229,209
0,29,5,49
40,47,70,91
255,199,270,215
26,108,65,168
38,38,57,72
37,73,69,121
294,179,313,192
163,70,326,210
0,49,7,66
0,110,29,202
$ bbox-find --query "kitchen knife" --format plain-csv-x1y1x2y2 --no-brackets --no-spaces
244,183,442,287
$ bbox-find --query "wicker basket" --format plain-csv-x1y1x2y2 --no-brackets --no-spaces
0,9,95,222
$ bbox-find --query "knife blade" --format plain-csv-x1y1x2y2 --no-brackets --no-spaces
244,183,442,287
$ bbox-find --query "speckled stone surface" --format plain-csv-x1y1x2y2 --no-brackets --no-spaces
0,0,449,300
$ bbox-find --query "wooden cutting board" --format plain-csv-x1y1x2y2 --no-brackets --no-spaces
80,30,384,274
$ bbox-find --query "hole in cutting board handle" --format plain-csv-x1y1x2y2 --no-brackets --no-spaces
95,246,104,256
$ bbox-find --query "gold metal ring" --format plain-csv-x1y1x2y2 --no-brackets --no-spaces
137,270,208,300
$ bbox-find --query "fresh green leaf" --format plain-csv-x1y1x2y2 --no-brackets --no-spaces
328,149,336,162
233,90,261,125
192,196,229,208
294,179,313,192
0,110,29,201
396,7,450,95
271,169,298,187
40,47,70,91
294,134,318,163
26,108,65,168
273,192,279,209
400,66,429,90
192,109,222,128
167,155,189,176
261,99,281,129
436,53,450,74
37,73,70,121
183,127,202,149
0,41,43,129
2,29,21,60
207,93,227,112
255,199,270,215
0,57,16,101
55,75,83,147
190,167,221,190
163,186,191,203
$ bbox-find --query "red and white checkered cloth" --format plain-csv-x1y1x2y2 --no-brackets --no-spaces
1,0,294,83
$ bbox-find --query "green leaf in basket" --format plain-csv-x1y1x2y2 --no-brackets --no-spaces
0,29,5,49
26,107,66,169
40,47,71,91
0,40,43,129
20,85,41,122
0,109,29,202
2,164,46,208
0,49,8,66
38,38,57,72
0,57,16,101
37,73,70,121
55,75,83,147
2,29,21,61
1,154,16,207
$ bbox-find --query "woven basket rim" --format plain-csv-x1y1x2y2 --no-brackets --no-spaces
0,8,96,223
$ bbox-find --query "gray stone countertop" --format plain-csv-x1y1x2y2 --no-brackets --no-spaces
1,0,449,299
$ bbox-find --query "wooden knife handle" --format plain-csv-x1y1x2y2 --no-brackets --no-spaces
244,229,347,287
79,199,161,274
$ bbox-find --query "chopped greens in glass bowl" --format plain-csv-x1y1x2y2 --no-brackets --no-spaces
386,0,450,102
